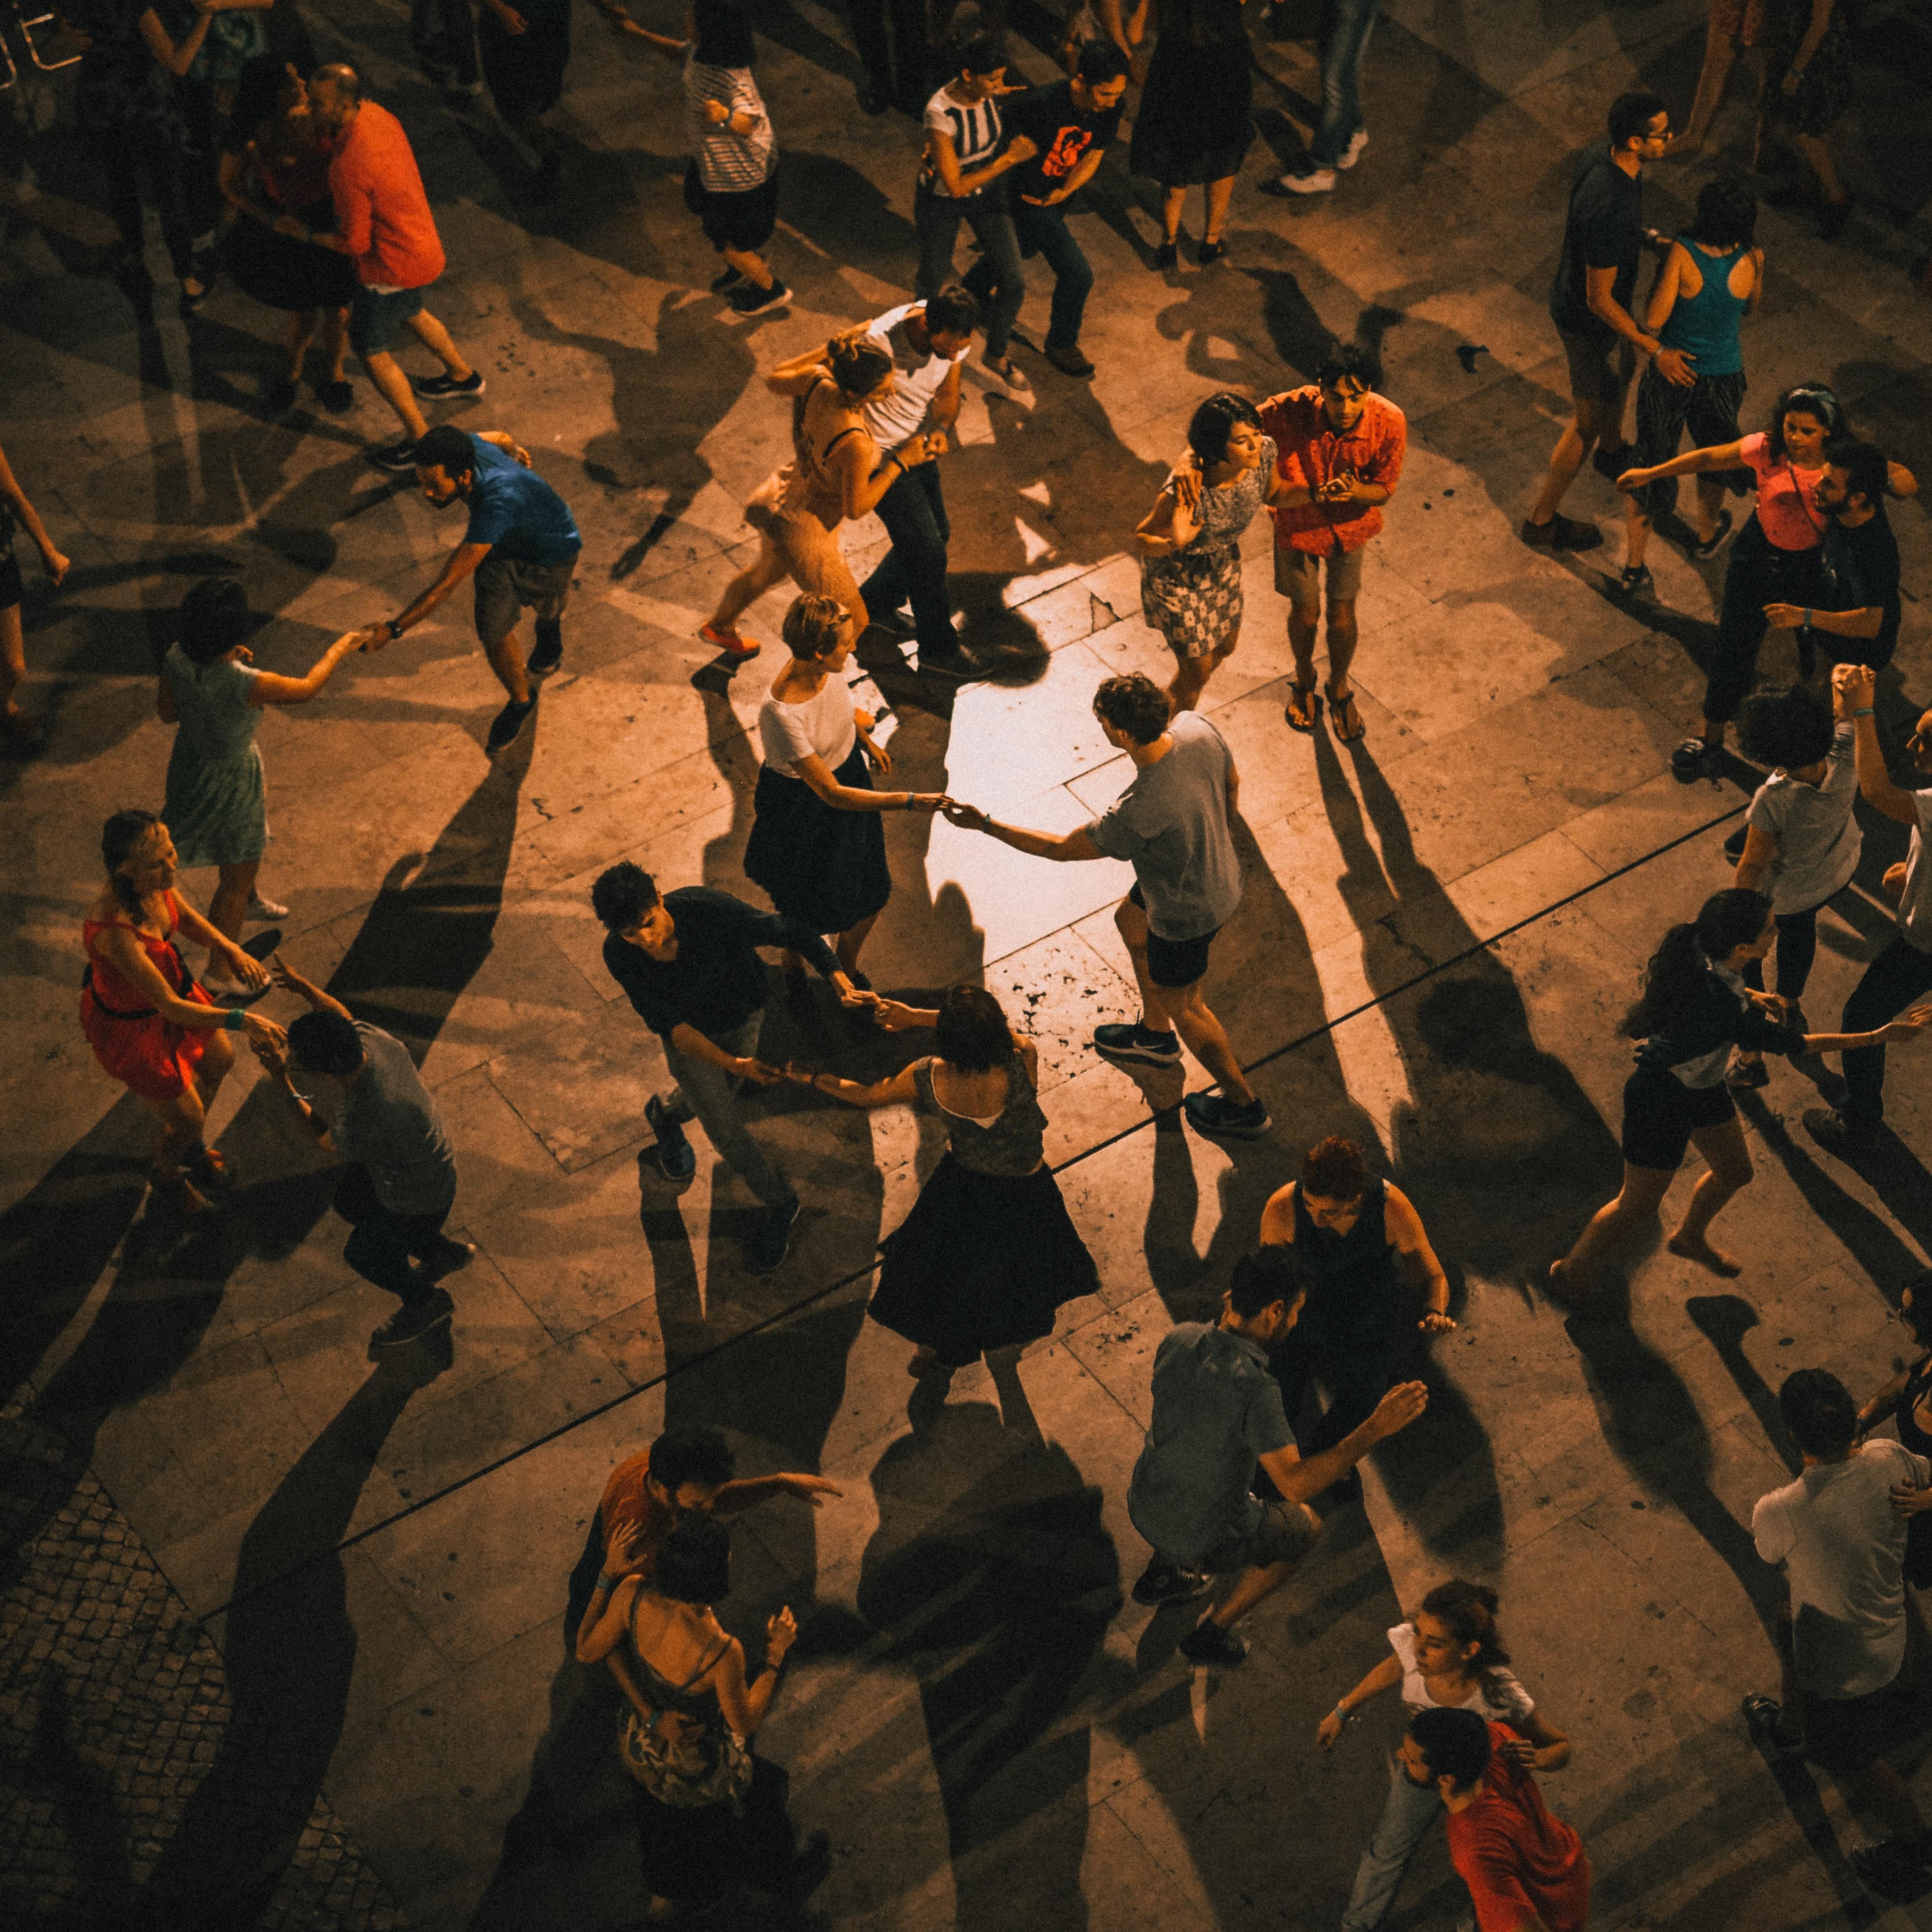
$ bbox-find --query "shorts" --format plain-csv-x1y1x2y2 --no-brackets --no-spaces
1129,883,1218,989
698,173,779,255
1804,1668,1912,1776
1201,1498,1321,1574
1275,542,1364,605
1634,366,1748,514
349,284,429,357
1558,325,1634,411
1619,1065,1736,1171
0,543,20,613
474,550,577,641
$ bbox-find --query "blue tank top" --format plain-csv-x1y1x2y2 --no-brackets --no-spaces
1659,244,1750,377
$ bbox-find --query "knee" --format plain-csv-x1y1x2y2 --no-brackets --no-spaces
1288,602,1320,635
1327,601,1359,637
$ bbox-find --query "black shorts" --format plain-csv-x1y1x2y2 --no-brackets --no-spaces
0,543,20,613
1804,1669,1912,1776
1130,884,1217,989
698,174,779,255
1620,1065,1735,1171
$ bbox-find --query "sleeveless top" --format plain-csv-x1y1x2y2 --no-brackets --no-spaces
773,378,867,528
913,1051,1047,1177
1290,1176,1400,1346
1158,435,1279,561
82,892,194,1016
1660,243,1750,377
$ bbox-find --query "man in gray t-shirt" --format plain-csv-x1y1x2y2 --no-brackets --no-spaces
944,673,1268,1142
256,959,472,1348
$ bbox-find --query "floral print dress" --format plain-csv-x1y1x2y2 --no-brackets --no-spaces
1139,435,1276,659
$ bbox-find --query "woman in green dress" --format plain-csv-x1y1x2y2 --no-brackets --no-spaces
159,577,359,994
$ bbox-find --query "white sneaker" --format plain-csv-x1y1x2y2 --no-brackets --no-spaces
246,891,290,920
1336,129,1369,169
1279,166,1337,196
199,972,249,1001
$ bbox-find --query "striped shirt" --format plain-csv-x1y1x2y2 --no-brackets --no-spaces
921,83,1003,198
684,54,776,193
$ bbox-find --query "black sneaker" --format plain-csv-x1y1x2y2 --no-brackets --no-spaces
645,1095,697,1181
485,694,537,753
1045,341,1096,378
527,624,563,674
1804,1106,1878,1160
1742,1693,1803,1759
1178,1618,1248,1666
1183,1092,1272,1139
729,279,791,316
1617,563,1654,597
369,436,421,471
1849,1836,1931,1899
1691,509,1734,559
413,369,485,399
1726,1055,1769,1090
1671,736,1717,777
1094,1022,1182,1066
371,1288,455,1350
920,645,992,682
264,378,300,414
1131,1560,1212,1607
710,266,745,295
1722,824,1748,861
745,1195,801,1275
313,377,354,413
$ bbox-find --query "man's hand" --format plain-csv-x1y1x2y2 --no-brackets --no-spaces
509,443,532,468
1762,603,1811,631
1654,346,1696,388
733,1055,781,1085
1614,467,1654,496
250,1019,291,1071
1893,1483,1932,1518
1418,1310,1457,1336
1368,1380,1429,1442
1496,1735,1540,1767
869,998,926,1032
783,1474,844,1506
943,801,991,831
353,623,393,653
1835,661,1877,710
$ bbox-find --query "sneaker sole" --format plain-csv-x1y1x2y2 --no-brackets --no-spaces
372,1305,455,1350
1094,1040,1183,1067
414,379,487,398
1183,1108,1272,1140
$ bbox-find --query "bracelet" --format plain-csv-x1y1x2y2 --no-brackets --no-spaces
385,619,403,641
1333,1702,1352,1724
1853,706,1875,718
1802,609,1812,628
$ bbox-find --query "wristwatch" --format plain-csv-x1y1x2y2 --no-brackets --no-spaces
384,619,403,641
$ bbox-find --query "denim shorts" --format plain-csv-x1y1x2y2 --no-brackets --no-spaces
350,284,428,357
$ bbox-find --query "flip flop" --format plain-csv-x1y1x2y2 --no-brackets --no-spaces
1327,684,1366,743
1286,682,1320,733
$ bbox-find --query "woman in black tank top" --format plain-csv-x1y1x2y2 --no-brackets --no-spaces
1854,1279,1932,1588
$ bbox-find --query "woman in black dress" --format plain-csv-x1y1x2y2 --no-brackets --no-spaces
1551,888,1931,1292
743,592,945,987
795,984,1099,1384
1856,1280,1932,1589
478,0,571,192
1130,0,1253,267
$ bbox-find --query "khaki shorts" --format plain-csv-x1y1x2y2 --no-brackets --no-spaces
1558,324,1634,412
474,551,576,643
1201,1498,1322,1574
1275,543,1364,606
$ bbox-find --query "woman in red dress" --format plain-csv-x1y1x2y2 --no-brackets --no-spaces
81,808,278,1211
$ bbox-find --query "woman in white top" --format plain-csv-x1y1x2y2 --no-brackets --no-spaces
1317,1579,1572,1932
742,593,945,984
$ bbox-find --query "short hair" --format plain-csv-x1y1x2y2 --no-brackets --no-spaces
1227,1247,1304,1320
826,334,894,400
1301,1135,1368,1202
1076,37,1132,84
924,284,981,340
692,0,755,69
1685,177,1757,250
1607,88,1667,148
1826,439,1889,514
1768,383,1844,459
954,31,1007,76
1315,341,1378,392
178,577,250,665
287,1009,365,1077
1737,686,1834,771
1778,1368,1859,1459
649,1424,737,1492
310,62,362,104
781,593,846,660
591,861,661,934
1186,389,1262,466
1092,672,1172,746
653,1517,732,1605
934,983,1012,1072
1408,1706,1492,1791
412,425,474,480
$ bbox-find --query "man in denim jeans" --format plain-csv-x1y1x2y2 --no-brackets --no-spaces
593,863,865,1274
1274,0,1378,196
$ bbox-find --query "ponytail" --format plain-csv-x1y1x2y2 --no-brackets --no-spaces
1622,888,1772,1037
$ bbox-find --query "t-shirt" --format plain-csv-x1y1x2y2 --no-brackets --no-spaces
300,1022,458,1219
1752,1438,1930,1698
1002,79,1121,208
1444,1729,1591,1932
601,886,838,1043
1260,386,1408,555
596,1448,678,1576
1745,724,1860,917
1821,510,1902,668
683,54,775,193
863,302,970,446
1740,431,1827,553
1548,146,1644,339
1388,1623,1536,1723
1127,1322,1295,1569
327,100,446,290
1895,789,1932,955
460,435,582,566
921,82,1004,198
1086,711,1242,941
758,677,856,778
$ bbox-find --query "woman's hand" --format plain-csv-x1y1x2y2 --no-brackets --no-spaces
1835,661,1877,710
1880,1006,1932,1046
1315,1709,1346,1752
767,1605,797,1658
40,544,71,587
861,735,893,774
1883,862,1908,904
732,1055,782,1084
606,1519,653,1575
943,800,990,831
240,1008,284,1047
905,792,947,811
1418,1309,1457,1335
1615,466,1653,495
227,945,272,991
1171,469,1203,517
869,998,926,1032
897,434,934,469
782,1474,844,1506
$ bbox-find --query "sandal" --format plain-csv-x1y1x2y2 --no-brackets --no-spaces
1327,683,1365,743
1285,682,1320,733
187,1146,235,1190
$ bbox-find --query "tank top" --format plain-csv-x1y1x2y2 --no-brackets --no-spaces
1899,1356,1932,1461
1290,1175,1400,1347
783,379,866,526
82,892,193,1015
914,1051,1047,1177
1659,243,1750,377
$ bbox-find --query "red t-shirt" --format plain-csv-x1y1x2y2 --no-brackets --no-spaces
1259,386,1407,555
597,1449,677,1578
1444,1726,1591,1932
327,100,446,290
1739,430,1827,553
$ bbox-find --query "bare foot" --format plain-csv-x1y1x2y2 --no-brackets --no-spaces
1666,1233,1743,1278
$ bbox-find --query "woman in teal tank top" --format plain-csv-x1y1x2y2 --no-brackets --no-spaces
1618,179,1762,594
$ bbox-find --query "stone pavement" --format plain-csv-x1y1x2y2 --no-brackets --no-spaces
4,0,1932,1926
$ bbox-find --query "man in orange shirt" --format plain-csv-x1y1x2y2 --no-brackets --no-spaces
308,64,484,471
1258,344,1406,743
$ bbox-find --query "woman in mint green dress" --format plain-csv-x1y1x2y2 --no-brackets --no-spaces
159,578,359,994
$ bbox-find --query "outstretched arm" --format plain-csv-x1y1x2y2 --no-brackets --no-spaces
941,803,1103,861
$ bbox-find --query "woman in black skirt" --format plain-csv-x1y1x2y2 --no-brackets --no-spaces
1855,1279,1932,1589
743,592,945,985
1131,0,1253,268
793,984,1100,1384
1551,888,1930,1293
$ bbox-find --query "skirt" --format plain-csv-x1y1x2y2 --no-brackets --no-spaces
222,211,358,313
478,0,571,120
1129,36,1254,185
1141,539,1243,658
743,742,891,936
80,980,215,1105
164,743,268,869
634,1753,800,1905
869,1153,1099,1366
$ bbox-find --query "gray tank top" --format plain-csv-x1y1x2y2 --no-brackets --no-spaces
913,1051,1046,1176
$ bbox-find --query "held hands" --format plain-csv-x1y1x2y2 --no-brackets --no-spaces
1369,1380,1429,1442
249,1018,291,1071
1495,1735,1541,1768
1834,661,1877,711
703,97,730,124
942,800,992,831
1614,467,1653,496
868,997,928,1033
1315,473,1361,505
353,623,393,653
1418,1309,1457,1335
783,1474,845,1507
732,1055,784,1085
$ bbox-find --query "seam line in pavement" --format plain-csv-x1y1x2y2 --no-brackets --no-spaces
197,791,1747,1626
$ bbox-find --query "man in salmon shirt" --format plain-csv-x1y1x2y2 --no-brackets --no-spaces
1404,1707,1590,1931
308,64,484,471
1258,343,1406,745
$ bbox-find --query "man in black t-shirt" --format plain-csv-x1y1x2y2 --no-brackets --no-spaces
962,40,1128,380
1522,89,1673,554
1763,440,1904,673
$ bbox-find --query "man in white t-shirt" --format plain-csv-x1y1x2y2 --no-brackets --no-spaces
1748,1367,1932,1893
856,286,981,678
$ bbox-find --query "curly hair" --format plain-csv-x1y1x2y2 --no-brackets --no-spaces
1091,673,1172,746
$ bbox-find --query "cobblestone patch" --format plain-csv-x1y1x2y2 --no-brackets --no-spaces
0,1407,407,1930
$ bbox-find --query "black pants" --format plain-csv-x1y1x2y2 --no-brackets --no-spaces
859,460,956,657
411,0,480,86
636,1753,802,1904
1705,515,1826,727
104,123,196,283
849,0,931,112
1743,904,1823,1003
1842,937,1932,1133
565,1507,606,1642
335,1164,458,1304
1271,1325,1394,1458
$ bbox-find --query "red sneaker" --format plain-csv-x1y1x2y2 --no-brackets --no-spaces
698,621,758,659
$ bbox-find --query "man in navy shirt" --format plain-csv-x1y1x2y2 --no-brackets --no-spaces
363,423,583,751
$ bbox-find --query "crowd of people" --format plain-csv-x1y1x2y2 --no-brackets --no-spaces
9,0,1932,1923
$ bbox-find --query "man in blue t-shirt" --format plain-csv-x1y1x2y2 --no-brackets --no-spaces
361,423,583,752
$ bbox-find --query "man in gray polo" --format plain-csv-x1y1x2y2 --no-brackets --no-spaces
1128,1249,1426,1665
